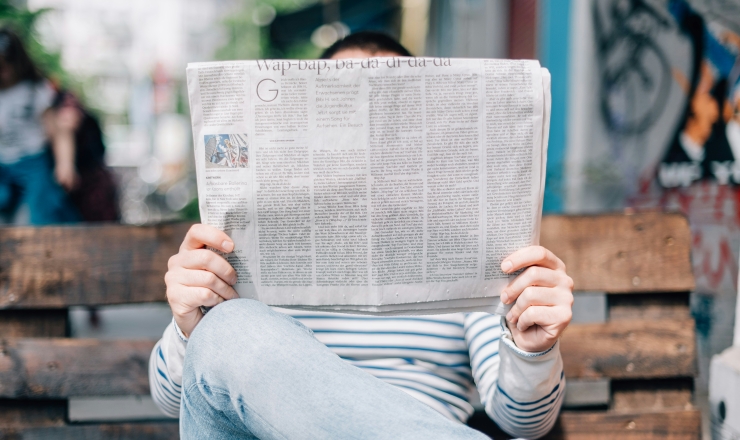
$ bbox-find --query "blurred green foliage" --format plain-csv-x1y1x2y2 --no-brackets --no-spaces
216,0,321,61
0,0,77,90
180,197,201,222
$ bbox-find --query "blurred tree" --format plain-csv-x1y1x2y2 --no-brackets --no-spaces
216,0,321,61
0,0,75,89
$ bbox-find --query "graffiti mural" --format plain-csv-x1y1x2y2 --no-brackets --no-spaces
575,0,740,393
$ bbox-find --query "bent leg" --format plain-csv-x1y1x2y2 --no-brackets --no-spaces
180,299,486,440
15,154,80,225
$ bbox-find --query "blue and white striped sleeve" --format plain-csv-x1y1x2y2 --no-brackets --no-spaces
148,318,188,418
464,312,565,439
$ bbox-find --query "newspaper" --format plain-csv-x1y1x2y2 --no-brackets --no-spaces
186,57,551,315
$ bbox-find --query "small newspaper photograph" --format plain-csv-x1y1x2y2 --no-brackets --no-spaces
186,57,551,315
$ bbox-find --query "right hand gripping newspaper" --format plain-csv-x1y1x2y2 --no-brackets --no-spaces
186,57,551,316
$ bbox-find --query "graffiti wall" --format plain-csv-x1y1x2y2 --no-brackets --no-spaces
568,0,740,391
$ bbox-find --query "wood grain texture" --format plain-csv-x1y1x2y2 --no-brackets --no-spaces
0,400,66,429
0,212,694,308
611,379,694,413
544,410,701,440
0,310,67,337
0,422,179,440
560,319,696,379
609,293,691,321
0,338,155,398
0,223,191,309
469,409,701,439
540,213,694,293
0,320,695,398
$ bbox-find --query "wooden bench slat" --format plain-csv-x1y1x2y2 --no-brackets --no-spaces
560,318,696,379
466,409,701,439
546,409,701,440
1,422,179,440
0,400,66,429
609,293,691,321
610,379,694,413
1,212,694,309
541,213,694,293
0,310,68,337
0,411,700,440
0,223,191,309
0,317,695,398
0,339,154,398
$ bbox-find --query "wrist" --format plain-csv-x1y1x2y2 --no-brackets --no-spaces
55,161,75,172
502,318,556,355
172,317,190,343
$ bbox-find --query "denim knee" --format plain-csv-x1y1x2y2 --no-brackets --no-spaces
184,299,313,379
189,299,269,345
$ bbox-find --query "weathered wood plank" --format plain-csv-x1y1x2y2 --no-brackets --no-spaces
470,409,701,439
560,319,696,379
0,212,694,308
0,310,68,337
0,319,695,398
0,400,66,430
0,223,191,309
1,422,179,440
544,409,701,440
611,379,694,413
0,339,155,398
609,293,691,321
3,411,700,440
540,213,694,293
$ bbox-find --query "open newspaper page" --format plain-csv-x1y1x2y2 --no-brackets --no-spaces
186,57,550,315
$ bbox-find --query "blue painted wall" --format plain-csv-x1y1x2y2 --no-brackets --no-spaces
538,0,570,213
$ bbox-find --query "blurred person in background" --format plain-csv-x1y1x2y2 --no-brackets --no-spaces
0,28,80,224
0,28,119,225
46,91,120,222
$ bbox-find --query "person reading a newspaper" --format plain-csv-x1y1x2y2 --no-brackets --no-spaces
150,32,573,439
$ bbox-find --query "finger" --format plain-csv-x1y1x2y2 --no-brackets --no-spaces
181,224,234,253
505,286,561,323
501,246,565,274
167,284,228,313
167,268,239,301
516,305,571,334
169,249,238,286
501,266,564,304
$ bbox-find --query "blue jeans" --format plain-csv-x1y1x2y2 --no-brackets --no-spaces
0,153,80,225
181,299,488,439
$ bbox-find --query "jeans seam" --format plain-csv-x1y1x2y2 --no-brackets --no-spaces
185,381,290,440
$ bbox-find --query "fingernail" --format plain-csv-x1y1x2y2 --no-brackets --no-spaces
222,240,234,252
231,275,238,285
501,261,512,273
506,311,513,321
501,292,509,304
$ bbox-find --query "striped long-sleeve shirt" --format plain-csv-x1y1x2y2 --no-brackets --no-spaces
150,310,564,439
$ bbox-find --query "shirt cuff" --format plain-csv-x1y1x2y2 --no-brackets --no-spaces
172,318,189,344
500,318,557,358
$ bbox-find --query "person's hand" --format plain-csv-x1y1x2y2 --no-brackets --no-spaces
54,162,79,191
49,105,83,191
55,105,82,132
165,224,240,337
500,246,574,353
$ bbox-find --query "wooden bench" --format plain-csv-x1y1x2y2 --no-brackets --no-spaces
0,212,700,439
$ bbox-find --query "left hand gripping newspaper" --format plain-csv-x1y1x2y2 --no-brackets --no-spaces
186,57,551,315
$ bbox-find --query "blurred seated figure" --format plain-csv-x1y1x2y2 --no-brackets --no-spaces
46,92,120,222
0,28,80,224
